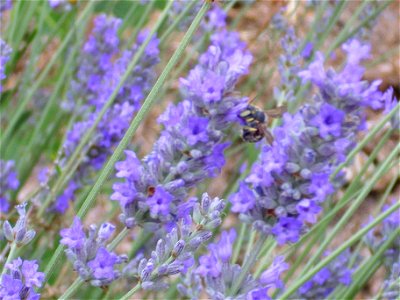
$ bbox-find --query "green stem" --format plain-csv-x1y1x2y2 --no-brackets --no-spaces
59,278,84,300
302,144,399,274
1,1,94,145
279,201,400,299
1,243,17,275
159,0,199,44
335,229,399,299
331,102,399,179
128,0,156,47
231,223,247,264
108,228,129,251
119,283,141,300
229,234,267,296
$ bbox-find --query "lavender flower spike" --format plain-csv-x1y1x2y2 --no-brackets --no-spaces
230,38,389,244
0,39,11,94
53,15,160,214
0,258,44,299
290,249,356,299
0,160,19,213
123,193,225,291
60,217,127,286
2,202,36,246
189,230,288,299
112,28,252,229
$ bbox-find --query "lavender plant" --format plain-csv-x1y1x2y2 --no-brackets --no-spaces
0,1,398,299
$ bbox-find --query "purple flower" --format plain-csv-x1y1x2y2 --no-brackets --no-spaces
247,287,270,300
271,217,303,245
215,228,236,263
0,274,23,299
295,249,355,299
60,218,125,286
296,199,321,224
0,160,19,212
182,116,210,145
0,39,12,94
0,0,12,13
0,258,44,300
196,251,221,277
20,260,45,288
87,248,121,284
365,199,399,268
60,217,86,249
259,256,289,289
147,186,174,218
310,103,345,139
231,182,256,213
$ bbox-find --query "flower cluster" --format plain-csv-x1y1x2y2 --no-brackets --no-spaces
274,26,303,104
48,0,73,11
382,262,400,300
0,258,44,300
123,193,225,290
53,15,160,213
112,28,252,229
0,160,19,213
230,39,388,244
179,229,288,299
291,249,355,299
0,0,12,14
365,200,399,267
2,202,36,246
0,38,11,94
365,199,400,298
60,217,127,286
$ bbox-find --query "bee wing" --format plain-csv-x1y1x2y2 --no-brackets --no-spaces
265,105,287,118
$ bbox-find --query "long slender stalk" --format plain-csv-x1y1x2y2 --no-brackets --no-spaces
119,283,141,300
59,278,84,300
229,234,267,296
42,1,210,287
302,144,399,273
279,201,400,299
331,103,399,179
1,243,17,275
335,229,399,299
1,1,94,144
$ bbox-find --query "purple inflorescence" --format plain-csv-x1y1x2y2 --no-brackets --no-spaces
60,217,127,286
2,202,36,246
365,199,400,297
291,249,355,299
123,193,225,291
0,38,11,94
230,39,389,244
48,0,74,11
0,258,44,300
0,160,19,213
181,230,288,299
111,28,252,229
0,0,12,14
52,15,160,213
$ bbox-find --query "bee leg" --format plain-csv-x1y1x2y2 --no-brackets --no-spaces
264,129,274,145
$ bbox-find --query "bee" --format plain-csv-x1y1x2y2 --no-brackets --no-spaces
239,103,286,144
